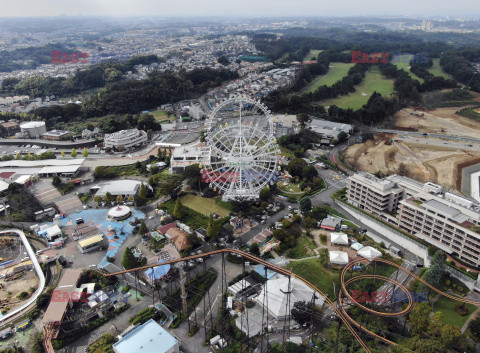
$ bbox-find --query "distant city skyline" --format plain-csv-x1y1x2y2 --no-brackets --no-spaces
2,0,480,18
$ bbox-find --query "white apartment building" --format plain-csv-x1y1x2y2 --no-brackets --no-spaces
104,129,147,150
348,172,480,267
347,172,404,216
169,146,211,174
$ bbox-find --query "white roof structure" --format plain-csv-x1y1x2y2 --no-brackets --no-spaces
255,275,324,321
108,206,131,219
351,242,364,251
0,159,85,177
20,121,45,129
0,180,8,192
0,159,84,168
331,232,348,245
357,246,382,260
228,279,252,297
329,251,349,265
95,180,148,197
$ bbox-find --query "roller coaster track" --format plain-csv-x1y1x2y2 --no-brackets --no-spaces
94,249,480,353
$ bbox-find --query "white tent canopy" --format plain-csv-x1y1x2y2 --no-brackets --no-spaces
331,232,348,245
329,251,349,265
351,242,364,251
357,246,382,260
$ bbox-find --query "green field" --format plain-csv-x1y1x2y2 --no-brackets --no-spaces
179,194,230,217
317,66,395,110
428,58,451,79
302,62,354,93
287,258,339,298
303,49,323,61
391,55,424,83
150,109,175,122
288,236,317,259
279,146,295,159
432,296,477,328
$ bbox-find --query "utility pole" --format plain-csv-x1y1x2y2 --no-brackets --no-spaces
178,263,188,317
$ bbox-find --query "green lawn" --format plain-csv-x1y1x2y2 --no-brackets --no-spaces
278,181,302,194
287,258,339,299
391,55,424,83
279,146,295,159
179,194,230,217
288,236,317,259
317,67,395,110
302,62,354,93
432,296,477,328
150,109,175,122
428,59,451,79
303,49,323,61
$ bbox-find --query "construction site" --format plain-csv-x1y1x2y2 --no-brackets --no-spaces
344,106,480,193
0,236,39,315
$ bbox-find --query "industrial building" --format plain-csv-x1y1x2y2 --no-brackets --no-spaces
347,172,480,267
19,121,47,138
112,319,180,353
104,129,148,150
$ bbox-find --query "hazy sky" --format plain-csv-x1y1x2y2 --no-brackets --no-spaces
1,0,480,17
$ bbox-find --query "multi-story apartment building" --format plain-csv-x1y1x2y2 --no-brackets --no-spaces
347,172,404,216
347,172,480,267
104,129,147,150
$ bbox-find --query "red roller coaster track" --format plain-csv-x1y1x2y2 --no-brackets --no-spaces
45,249,480,353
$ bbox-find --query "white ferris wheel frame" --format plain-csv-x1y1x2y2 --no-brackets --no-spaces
203,96,280,201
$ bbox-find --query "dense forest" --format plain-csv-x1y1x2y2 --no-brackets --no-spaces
0,43,77,72
0,54,165,97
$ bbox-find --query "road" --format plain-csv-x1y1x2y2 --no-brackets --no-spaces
374,128,480,145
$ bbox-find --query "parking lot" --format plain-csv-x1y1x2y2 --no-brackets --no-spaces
32,179,83,214
0,144,57,158
158,131,200,145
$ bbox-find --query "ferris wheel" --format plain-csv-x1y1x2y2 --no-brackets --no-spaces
202,96,280,201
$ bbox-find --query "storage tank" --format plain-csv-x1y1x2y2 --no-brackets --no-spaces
20,121,47,138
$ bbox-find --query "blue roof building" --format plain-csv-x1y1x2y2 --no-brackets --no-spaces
113,319,180,353
144,259,171,285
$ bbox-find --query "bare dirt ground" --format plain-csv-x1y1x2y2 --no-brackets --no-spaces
395,107,480,138
345,105,480,192
344,136,480,192
0,269,39,313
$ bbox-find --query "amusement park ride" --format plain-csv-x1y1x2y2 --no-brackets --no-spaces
201,96,280,201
